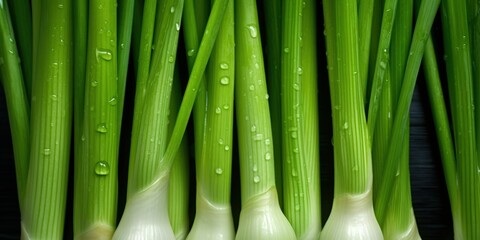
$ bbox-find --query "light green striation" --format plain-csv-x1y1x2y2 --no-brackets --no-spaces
74,0,118,238
21,0,72,238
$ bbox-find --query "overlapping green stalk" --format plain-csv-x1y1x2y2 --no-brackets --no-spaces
0,0,30,214
187,0,236,239
440,0,480,238
374,0,440,226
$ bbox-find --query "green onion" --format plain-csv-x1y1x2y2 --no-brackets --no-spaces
21,0,72,238
0,0,30,214
281,0,321,238
321,0,382,238
234,0,295,238
4,0,31,99
261,0,283,207
374,0,440,225
168,66,191,239
440,0,480,237
74,0,119,238
187,0,235,239
423,34,461,239
113,0,184,237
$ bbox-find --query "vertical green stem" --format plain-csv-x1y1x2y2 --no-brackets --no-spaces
74,0,118,238
0,0,30,214
22,0,72,238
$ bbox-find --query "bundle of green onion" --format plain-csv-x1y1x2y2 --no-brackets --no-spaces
0,0,477,239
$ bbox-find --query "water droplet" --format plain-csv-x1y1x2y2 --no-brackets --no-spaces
265,152,271,160
215,168,223,175
108,97,117,106
58,3,64,8
383,48,388,53
95,161,110,176
297,67,303,75
265,138,271,145
170,6,175,13
220,77,230,85
96,123,108,133
253,133,264,141
252,164,258,172
224,145,230,151
168,55,174,63
379,61,387,69
91,80,99,87
253,176,260,183
220,63,229,70
187,49,195,56
96,48,113,61
265,94,269,100
120,43,125,49
223,104,230,110
81,135,86,141
218,138,224,145
292,169,298,177
50,95,58,101
250,125,257,132
291,131,298,138
215,107,222,114
43,148,51,156
175,23,180,31
293,148,299,153
343,122,349,129
247,25,258,38
284,48,290,53
293,83,300,90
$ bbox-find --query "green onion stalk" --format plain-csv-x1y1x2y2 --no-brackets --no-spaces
235,0,296,238
321,0,382,238
186,0,236,239
281,0,321,238
22,0,72,238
